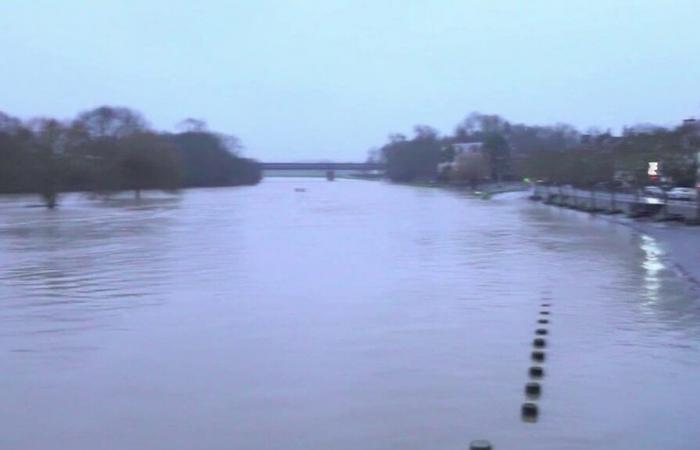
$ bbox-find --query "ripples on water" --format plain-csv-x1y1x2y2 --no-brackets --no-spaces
0,180,698,450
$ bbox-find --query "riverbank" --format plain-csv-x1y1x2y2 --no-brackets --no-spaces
475,181,529,197
413,180,529,197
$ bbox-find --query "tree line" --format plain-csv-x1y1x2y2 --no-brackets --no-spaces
0,107,262,207
369,112,700,189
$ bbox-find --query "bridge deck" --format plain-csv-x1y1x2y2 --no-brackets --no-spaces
261,162,385,170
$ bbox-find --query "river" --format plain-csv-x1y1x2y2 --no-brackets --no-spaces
1,178,699,450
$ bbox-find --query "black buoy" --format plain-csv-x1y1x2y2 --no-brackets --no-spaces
469,439,492,450
540,311,550,315
537,319,549,324
531,350,546,362
541,303,551,307
525,382,542,397
522,402,539,418
533,337,546,348
529,366,544,378
536,328,548,335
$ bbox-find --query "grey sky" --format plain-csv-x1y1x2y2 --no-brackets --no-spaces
2,0,699,161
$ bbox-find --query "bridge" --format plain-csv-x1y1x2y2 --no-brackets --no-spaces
260,162,385,171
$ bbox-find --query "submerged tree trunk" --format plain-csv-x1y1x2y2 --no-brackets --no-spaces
41,190,57,209
40,147,58,209
611,186,617,212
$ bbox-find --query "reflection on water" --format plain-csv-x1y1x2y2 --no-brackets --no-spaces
0,181,698,450
640,234,664,307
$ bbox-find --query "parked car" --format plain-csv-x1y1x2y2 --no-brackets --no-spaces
643,186,665,197
667,187,697,201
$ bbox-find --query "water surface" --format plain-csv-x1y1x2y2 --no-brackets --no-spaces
1,179,699,450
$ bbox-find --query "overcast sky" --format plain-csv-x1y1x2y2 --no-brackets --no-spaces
2,0,699,160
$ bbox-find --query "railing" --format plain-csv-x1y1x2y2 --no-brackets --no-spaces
532,184,699,221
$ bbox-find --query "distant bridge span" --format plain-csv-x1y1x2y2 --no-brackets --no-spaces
261,162,385,171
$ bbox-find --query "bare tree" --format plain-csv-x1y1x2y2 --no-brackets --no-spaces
219,133,243,154
75,106,149,138
176,118,208,133
116,132,182,199
26,118,71,208
413,124,439,141
0,111,22,132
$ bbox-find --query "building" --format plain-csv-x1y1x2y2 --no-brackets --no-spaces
437,142,488,181
452,142,484,155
